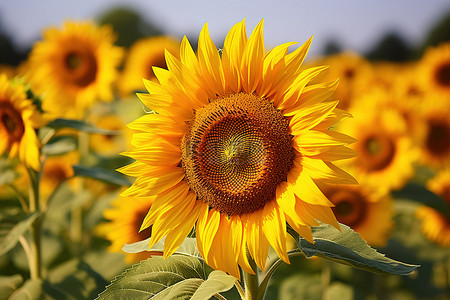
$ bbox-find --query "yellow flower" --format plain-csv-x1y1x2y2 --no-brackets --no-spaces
323,183,394,247
96,196,154,264
0,74,43,170
419,42,450,97
26,21,123,119
119,36,180,97
416,206,450,248
40,151,78,199
339,92,417,195
307,52,373,110
417,95,450,168
89,113,131,156
424,169,450,245
119,20,356,278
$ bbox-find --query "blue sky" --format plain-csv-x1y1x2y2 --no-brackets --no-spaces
1,0,449,56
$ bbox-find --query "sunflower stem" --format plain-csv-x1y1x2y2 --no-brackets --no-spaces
27,167,41,280
70,131,89,251
243,251,259,300
8,184,29,213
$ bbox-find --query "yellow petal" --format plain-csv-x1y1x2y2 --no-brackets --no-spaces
163,195,202,258
262,200,289,264
222,19,247,93
198,23,225,96
241,19,264,93
287,169,334,206
196,208,221,259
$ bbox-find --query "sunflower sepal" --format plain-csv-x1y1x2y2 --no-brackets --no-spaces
95,255,237,300
295,222,419,275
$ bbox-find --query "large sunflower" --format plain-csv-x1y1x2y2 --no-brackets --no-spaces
26,21,123,119
0,75,43,170
119,36,180,97
119,20,357,278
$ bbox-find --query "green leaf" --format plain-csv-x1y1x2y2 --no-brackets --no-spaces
0,159,18,186
0,275,23,300
190,270,237,300
8,279,43,300
41,136,77,156
46,118,118,135
96,255,206,300
296,223,419,275
0,212,39,256
47,259,107,300
73,165,130,186
123,237,201,258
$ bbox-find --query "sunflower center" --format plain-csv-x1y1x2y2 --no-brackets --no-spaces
326,188,368,228
435,62,450,87
64,50,98,87
426,118,450,157
181,93,294,216
358,132,396,172
0,101,25,143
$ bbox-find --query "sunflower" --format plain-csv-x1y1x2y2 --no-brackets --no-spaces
417,95,450,168
306,52,373,110
119,20,357,278
423,170,450,248
323,182,393,247
26,21,123,119
40,151,78,199
89,113,131,156
119,36,180,97
0,74,43,170
338,92,417,195
419,42,450,97
96,196,154,263
416,206,450,247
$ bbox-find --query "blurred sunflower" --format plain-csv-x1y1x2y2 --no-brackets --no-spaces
339,95,417,195
417,95,450,168
424,170,450,247
89,114,131,156
0,65,17,79
119,20,357,278
40,151,79,200
307,52,372,110
323,183,394,247
26,21,123,119
0,74,43,170
419,42,450,97
119,36,180,97
96,196,154,263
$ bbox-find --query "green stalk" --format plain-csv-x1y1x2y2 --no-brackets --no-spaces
27,168,41,279
243,250,259,300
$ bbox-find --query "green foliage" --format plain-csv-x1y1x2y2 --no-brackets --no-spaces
41,136,77,156
46,118,118,135
72,165,130,186
0,275,23,300
0,212,39,256
295,223,419,275
0,159,18,186
96,255,236,300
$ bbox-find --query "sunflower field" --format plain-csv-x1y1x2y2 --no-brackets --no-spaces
0,5,449,300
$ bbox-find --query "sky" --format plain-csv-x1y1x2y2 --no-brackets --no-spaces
1,0,450,57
